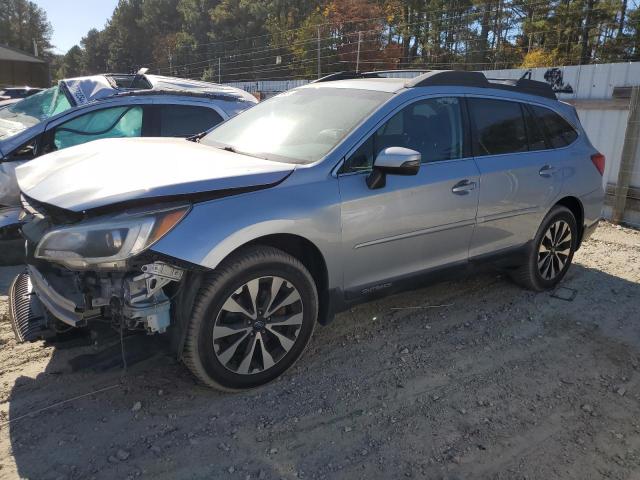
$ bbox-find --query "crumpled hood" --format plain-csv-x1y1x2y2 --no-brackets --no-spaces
16,137,295,212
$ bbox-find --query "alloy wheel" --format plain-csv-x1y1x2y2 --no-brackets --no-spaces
537,220,572,280
213,276,304,375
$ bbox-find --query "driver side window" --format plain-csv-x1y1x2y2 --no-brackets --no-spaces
342,97,463,173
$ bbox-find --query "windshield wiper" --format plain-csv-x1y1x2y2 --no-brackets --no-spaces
186,131,208,143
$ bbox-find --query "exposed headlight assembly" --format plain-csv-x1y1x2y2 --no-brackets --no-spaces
35,205,190,269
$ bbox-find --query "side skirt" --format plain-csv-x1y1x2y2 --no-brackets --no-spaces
323,242,531,324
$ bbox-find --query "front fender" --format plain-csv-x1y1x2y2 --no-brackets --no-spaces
150,174,343,289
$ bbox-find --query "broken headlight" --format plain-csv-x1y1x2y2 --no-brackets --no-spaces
35,205,189,269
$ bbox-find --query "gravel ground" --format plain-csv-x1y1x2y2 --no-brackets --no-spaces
0,221,639,480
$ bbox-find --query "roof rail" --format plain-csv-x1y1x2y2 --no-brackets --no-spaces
111,89,249,102
485,77,557,99
406,69,556,100
314,69,557,100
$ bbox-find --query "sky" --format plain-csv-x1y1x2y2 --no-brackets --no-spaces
34,0,119,54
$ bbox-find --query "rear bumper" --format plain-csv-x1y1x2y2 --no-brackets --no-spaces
578,187,604,247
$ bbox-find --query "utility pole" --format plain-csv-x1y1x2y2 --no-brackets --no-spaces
317,26,321,79
32,38,38,57
218,57,221,83
356,31,362,73
168,48,172,75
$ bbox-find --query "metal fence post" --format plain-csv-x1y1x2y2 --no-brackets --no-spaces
356,31,362,73
613,86,640,224
317,26,321,79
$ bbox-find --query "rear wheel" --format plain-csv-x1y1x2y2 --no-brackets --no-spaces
182,246,318,391
510,205,578,291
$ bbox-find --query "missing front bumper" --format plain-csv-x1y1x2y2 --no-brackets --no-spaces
16,264,176,335
8,271,49,342
27,265,99,327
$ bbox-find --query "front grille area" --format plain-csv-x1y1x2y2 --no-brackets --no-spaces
8,271,49,342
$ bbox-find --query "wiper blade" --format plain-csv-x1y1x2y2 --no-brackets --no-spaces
186,130,208,143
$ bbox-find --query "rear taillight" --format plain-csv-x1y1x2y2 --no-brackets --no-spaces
591,152,605,176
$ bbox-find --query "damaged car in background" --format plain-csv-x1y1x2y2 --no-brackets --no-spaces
0,70,257,264
8,70,603,391
0,71,256,207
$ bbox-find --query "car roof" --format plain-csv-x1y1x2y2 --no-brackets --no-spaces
301,77,408,93
302,70,558,101
60,73,256,107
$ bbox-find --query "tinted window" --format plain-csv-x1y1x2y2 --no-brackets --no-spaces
531,105,578,148
53,106,143,150
523,106,548,151
159,105,223,137
343,97,463,172
469,98,527,156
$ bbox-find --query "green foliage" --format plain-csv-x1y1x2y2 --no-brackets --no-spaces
22,0,640,82
0,0,52,56
56,45,84,79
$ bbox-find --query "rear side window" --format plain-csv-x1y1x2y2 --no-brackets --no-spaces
523,106,548,151
468,98,527,156
159,105,223,137
530,105,578,148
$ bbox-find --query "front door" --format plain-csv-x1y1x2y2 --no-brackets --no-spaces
337,96,479,299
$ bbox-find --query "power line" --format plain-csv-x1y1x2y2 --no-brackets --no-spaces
144,0,581,68
161,19,621,82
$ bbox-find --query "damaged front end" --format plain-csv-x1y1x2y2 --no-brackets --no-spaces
9,196,194,342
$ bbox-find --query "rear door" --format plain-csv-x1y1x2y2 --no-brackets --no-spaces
338,96,479,297
467,97,564,257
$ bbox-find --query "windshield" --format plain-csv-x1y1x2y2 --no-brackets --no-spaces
0,86,72,141
201,87,392,164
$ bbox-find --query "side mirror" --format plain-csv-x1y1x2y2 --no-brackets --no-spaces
366,147,421,189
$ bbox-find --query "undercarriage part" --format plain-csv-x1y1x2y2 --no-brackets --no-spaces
8,271,51,342
24,261,183,335
127,262,184,304
121,291,172,334
28,265,98,327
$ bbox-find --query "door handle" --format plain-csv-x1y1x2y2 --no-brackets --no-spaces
539,165,556,177
451,179,477,195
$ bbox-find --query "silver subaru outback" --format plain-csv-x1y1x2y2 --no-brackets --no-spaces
8,70,604,391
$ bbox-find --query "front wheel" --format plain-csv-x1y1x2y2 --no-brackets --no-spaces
182,246,318,391
510,205,578,291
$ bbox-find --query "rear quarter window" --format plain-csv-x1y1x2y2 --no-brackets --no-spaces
531,105,578,148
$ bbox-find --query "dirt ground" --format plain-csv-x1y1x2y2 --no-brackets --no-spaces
0,221,639,480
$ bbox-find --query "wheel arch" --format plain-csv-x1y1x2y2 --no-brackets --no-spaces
553,196,585,247
227,233,333,325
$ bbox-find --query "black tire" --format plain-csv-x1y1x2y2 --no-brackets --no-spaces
510,205,578,291
182,246,318,391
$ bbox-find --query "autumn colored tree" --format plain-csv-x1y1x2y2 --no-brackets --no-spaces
40,0,640,81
